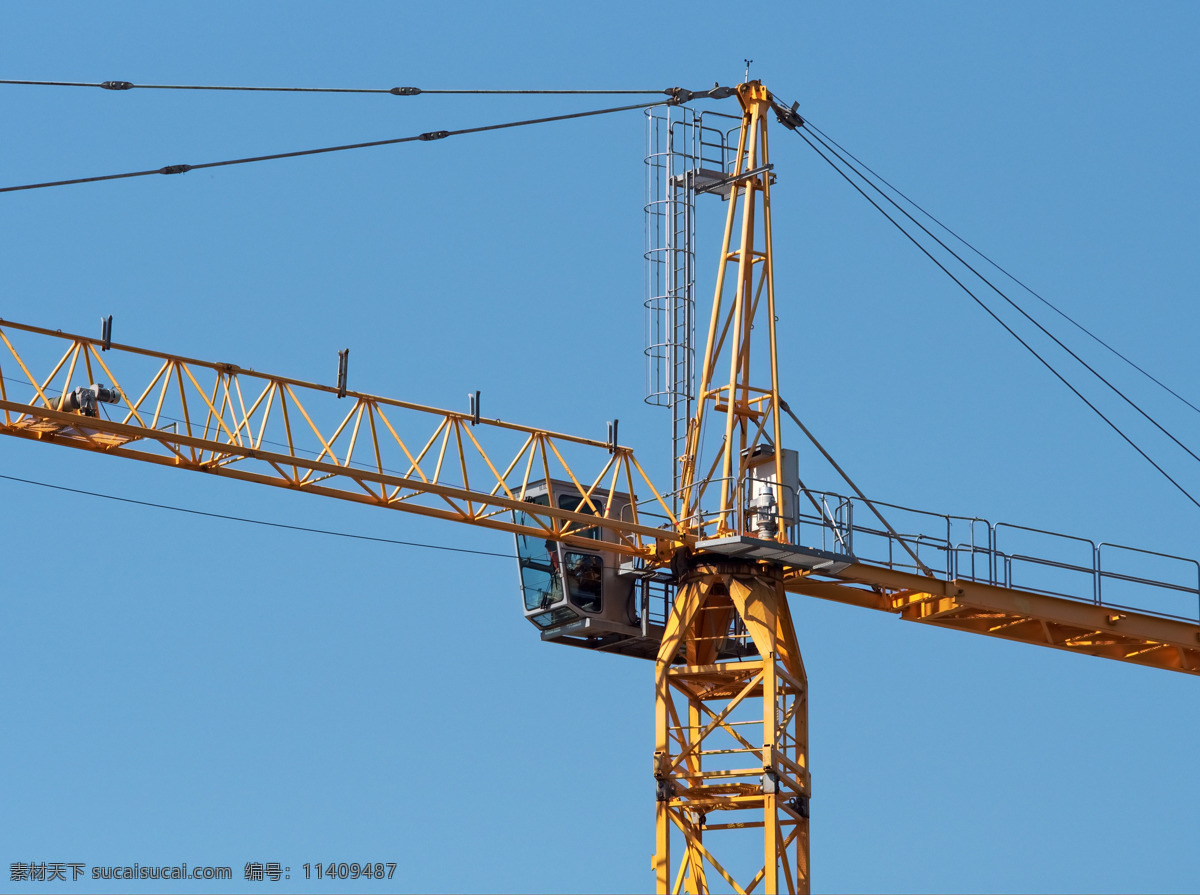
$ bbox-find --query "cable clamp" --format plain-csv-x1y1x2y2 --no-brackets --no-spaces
773,100,804,131
100,81,134,91
418,130,449,141
159,164,193,175
666,85,735,105
389,86,421,96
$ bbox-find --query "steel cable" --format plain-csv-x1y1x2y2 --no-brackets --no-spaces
0,78,672,96
802,118,1200,421
0,99,665,193
802,125,1200,471
0,470,518,559
795,129,1200,511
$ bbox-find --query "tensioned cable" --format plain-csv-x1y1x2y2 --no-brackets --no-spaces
781,400,935,578
0,470,518,559
796,129,1200,511
801,125,1200,472
803,118,1200,420
0,99,664,193
0,78,673,96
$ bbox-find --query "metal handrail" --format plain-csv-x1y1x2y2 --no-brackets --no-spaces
627,482,1200,624
797,487,1200,624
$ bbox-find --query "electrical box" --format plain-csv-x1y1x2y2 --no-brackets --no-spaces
744,445,798,538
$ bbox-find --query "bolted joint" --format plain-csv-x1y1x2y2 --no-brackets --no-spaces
100,80,134,91
655,778,675,802
389,86,421,96
665,86,693,105
787,794,810,819
418,130,449,142
761,768,780,795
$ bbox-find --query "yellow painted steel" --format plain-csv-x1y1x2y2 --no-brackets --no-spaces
680,82,786,542
0,317,680,559
655,83,810,894
2,80,1197,895
785,567,1200,676
655,562,809,894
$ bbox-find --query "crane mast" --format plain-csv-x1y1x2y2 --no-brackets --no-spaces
2,80,1199,895
656,82,811,894
680,82,785,542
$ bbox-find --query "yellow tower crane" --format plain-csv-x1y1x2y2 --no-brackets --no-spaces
2,82,1197,894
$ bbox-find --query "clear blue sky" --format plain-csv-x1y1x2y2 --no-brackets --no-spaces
1,2,1198,893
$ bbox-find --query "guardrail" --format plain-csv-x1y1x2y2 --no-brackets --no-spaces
625,482,1200,624
796,489,1200,624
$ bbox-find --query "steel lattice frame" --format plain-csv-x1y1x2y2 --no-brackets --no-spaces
653,84,811,893
0,318,677,558
1,80,1198,895
655,564,809,894
679,83,784,540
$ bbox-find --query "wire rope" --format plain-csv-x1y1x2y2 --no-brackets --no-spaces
0,470,518,559
0,78,674,96
802,118,1200,420
800,125,1200,472
0,99,665,194
795,129,1200,511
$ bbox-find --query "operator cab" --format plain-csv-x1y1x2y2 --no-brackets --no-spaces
513,480,640,644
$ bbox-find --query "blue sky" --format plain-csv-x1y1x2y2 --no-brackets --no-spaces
1,2,1198,893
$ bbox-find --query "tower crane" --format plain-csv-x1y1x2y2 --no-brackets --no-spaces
2,82,1198,894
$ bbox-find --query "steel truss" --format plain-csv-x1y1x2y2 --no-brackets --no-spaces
680,82,784,539
0,318,675,557
2,79,1199,895
655,562,809,894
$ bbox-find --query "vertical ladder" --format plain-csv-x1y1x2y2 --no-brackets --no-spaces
645,108,731,514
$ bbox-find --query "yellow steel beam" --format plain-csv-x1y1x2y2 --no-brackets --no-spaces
0,318,681,558
656,561,809,895
680,82,786,541
784,565,1200,675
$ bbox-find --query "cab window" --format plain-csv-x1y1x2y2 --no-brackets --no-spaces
514,496,563,612
564,552,603,613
